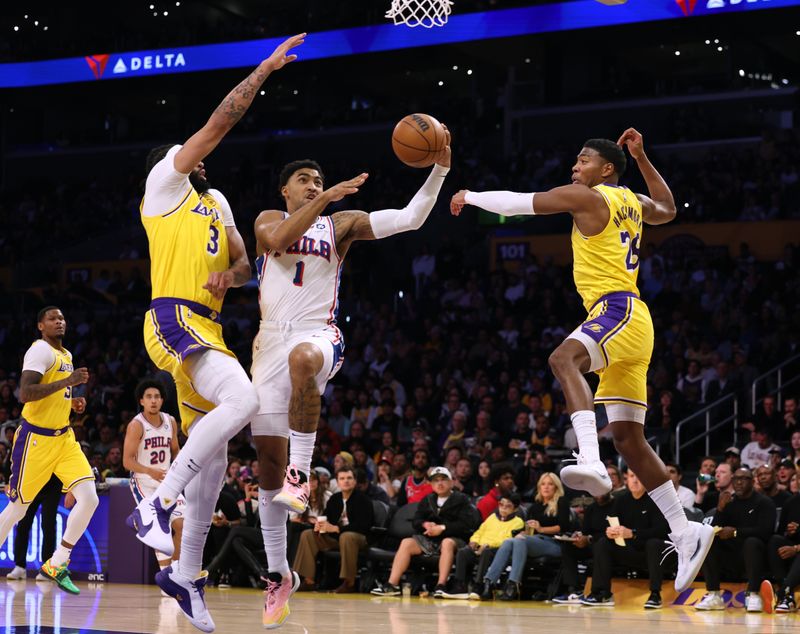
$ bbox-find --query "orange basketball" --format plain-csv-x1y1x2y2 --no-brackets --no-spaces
391,113,446,168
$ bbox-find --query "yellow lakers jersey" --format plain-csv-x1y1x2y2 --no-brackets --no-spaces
21,341,74,429
141,189,230,313
572,184,642,312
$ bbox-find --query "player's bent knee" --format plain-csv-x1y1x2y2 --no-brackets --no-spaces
288,344,323,378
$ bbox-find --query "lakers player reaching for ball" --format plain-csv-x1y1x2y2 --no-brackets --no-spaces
127,34,305,633
0,307,98,594
250,132,450,627
450,128,713,592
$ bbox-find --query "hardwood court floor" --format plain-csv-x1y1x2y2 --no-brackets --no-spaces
1,580,799,633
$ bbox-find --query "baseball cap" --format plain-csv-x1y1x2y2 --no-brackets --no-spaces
779,458,795,470
768,448,784,455
724,447,740,456
313,466,332,479
429,466,452,480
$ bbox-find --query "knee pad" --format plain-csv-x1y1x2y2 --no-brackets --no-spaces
251,413,290,439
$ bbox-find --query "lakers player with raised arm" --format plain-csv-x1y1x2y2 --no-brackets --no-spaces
0,307,97,595
126,34,305,633
250,131,450,628
450,128,713,596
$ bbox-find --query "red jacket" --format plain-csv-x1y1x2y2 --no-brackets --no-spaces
477,487,501,520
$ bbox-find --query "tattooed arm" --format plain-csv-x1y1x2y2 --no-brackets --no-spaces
172,33,305,174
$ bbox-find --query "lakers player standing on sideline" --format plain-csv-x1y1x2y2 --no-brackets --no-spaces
450,128,714,596
249,129,451,627
123,379,185,572
126,34,305,633
0,307,98,594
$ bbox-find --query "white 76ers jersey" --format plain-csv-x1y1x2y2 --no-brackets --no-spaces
256,214,343,324
133,412,174,488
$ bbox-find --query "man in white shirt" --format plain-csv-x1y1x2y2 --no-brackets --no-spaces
666,462,695,508
741,428,781,470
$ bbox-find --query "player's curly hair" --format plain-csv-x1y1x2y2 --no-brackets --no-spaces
278,160,325,192
583,138,627,177
135,378,166,403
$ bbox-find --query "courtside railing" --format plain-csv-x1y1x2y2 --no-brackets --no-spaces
751,352,800,416
675,393,738,465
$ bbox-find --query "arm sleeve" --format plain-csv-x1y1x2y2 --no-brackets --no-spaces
464,190,536,217
208,188,236,227
22,341,56,375
369,165,449,238
141,145,192,217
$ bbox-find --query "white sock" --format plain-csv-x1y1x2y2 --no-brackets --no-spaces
51,544,72,567
570,410,600,462
648,479,689,534
259,488,290,577
288,430,316,476
177,518,210,581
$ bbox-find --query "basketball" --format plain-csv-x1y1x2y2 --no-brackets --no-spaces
391,113,447,168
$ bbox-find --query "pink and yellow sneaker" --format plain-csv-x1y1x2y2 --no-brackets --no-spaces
263,570,301,629
273,465,310,513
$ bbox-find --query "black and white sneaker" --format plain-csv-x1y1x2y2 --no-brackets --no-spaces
441,582,469,600
580,592,615,607
552,592,583,605
432,584,447,598
370,582,401,597
644,592,662,609
775,590,797,613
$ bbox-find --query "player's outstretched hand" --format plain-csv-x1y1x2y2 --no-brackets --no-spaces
265,33,306,71
67,367,89,387
617,127,645,160
326,173,369,203
204,270,235,300
71,397,86,414
450,189,469,216
435,124,452,169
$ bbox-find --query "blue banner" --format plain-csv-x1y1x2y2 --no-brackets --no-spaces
0,0,797,88
0,495,109,579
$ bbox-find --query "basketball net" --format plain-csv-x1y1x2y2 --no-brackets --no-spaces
386,0,453,28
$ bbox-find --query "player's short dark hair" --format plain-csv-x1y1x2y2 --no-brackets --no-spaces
583,138,627,177
336,465,356,479
278,160,325,192
145,144,177,176
135,378,166,402
490,462,515,484
665,461,682,476
37,306,61,323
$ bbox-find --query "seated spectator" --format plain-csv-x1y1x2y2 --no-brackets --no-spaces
695,462,734,513
777,458,796,491
472,459,493,498
665,462,695,508
695,468,776,612
375,460,398,504
356,466,390,505
699,455,718,476
481,473,569,601
443,446,463,477
287,471,332,565
451,457,476,496
789,430,800,466
755,464,792,511
476,463,516,520
371,467,476,597
467,411,499,461
101,443,128,479
516,448,553,498
606,463,626,496
441,411,468,454
768,490,800,612
529,414,552,449
396,449,433,506
741,427,781,470
782,398,799,442
441,492,525,600
552,492,616,604
580,469,671,609
723,447,741,471
294,466,374,593
506,412,532,462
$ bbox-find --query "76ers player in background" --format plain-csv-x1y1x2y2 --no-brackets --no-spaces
123,379,185,573
450,128,713,600
251,130,451,627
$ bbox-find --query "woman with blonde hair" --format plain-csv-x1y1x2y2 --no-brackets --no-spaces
480,472,571,601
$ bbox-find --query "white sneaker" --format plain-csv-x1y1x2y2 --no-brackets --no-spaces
6,566,26,580
745,592,763,613
559,453,612,497
695,592,726,610
35,572,52,582
665,521,715,592
126,496,176,556
156,565,215,633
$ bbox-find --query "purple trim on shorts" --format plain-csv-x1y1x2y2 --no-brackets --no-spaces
19,418,70,437
7,425,29,502
589,291,639,313
580,296,634,346
150,298,221,323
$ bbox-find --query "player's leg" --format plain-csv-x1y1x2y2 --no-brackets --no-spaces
10,496,40,578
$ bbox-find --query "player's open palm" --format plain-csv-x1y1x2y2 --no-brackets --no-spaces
450,190,468,216
67,367,89,386
327,173,369,202
266,33,306,71
617,127,645,159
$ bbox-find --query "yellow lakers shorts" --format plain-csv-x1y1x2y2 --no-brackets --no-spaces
144,298,236,433
567,291,654,423
8,421,94,504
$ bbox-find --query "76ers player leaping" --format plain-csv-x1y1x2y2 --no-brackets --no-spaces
251,130,451,628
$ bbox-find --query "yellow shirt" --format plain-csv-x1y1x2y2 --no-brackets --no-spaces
571,184,642,312
469,513,525,548
21,340,73,429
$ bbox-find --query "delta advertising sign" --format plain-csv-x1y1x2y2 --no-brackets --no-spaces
1,0,798,88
